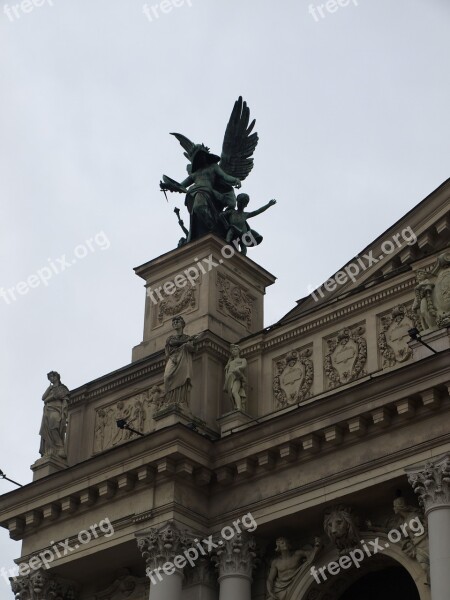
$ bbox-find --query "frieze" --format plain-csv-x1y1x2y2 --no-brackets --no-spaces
94,385,163,453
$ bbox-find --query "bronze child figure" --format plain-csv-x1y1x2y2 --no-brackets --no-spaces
223,193,276,255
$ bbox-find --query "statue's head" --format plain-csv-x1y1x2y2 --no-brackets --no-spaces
190,144,220,173
324,506,359,552
237,193,250,209
275,537,291,552
47,371,61,384
172,315,186,331
230,344,240,357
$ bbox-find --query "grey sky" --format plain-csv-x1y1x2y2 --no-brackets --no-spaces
1,0,449,578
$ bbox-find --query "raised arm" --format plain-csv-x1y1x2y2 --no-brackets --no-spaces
246,199,276,219
214,164,241,188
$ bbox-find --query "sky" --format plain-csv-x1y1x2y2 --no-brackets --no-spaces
1,0,450,582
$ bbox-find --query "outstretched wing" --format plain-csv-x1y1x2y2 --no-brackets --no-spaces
170,132,196,160
220,96,259,181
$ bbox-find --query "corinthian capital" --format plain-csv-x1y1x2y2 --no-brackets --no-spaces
212,532,257,580
407,453,450,513
10,569,77,600
136,522,192,574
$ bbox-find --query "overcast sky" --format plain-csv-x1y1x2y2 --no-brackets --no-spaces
1,0,449,580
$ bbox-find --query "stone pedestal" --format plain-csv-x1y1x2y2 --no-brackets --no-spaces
217,410,254,437
132,234,275,361
407,453,450,600
31,454,68,481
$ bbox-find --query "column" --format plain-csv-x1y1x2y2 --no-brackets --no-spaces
407,453,450,600
136,522,191,600
213,533,257,600
9,568,78,599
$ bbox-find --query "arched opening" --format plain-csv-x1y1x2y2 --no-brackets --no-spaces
339,565,420,600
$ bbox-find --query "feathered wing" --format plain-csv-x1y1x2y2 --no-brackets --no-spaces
170,132,196,160
220,96,259,181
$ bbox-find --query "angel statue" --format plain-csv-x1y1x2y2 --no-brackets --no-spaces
160,97,260,244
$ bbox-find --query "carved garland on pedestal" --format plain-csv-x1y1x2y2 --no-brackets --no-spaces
324,326,367,389
378,304,416,368
273,348,314,408
216,272,254,330
157,286,197,324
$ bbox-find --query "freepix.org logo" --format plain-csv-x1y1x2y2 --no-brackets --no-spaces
147,512,257,586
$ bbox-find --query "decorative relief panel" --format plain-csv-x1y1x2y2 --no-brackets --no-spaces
412,251,450,333
151,284,198,329
324,325,367,389
378,304,416,368
216,272,254,330
94,385,163,453
273,347,314,408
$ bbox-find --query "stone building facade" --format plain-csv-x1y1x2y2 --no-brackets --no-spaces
1,180,450,600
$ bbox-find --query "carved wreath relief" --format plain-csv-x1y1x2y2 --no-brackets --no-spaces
217,272,254,329
378,304,416,368
324,325,367,389
273,348,314,408
157,286,197,324
94,385,163,453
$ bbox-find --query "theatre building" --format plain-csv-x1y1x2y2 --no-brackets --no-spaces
1,180,450,600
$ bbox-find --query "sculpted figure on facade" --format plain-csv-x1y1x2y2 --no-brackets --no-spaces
392,496,430,582
160,97,261,246
266,536,321,600
273,348,314,408
323,506,360,555
324,326,367,389
223,344,248,411
163,315,199,408
39,371,69,459
412,253,450,333
412,269,437,333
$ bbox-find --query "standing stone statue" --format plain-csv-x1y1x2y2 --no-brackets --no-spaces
223,344,247,411
39,371,69,459
266,537,321,600
412,270,437,333
163,316,199,408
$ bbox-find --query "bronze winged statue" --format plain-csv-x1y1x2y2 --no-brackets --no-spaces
161,97,275,248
